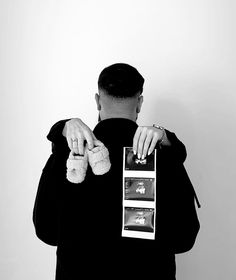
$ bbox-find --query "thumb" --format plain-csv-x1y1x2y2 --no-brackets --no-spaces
92,133,98,141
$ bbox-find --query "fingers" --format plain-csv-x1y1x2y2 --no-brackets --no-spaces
142,130,153,159
70,138,81,155
133,126,160,159
83,130,96,150
137,127,148,158
148,131,159,156
65,118,97,154
77,137,85,155
133,127,142,155
69,132,97,155
66,137,72,151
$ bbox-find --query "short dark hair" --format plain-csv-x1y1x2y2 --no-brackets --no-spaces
98,63,145,98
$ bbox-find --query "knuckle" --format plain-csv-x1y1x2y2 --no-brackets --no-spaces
147,129,153,136
140,131,146,139
76,133,83,140
153,131,159,138
140,127,146,135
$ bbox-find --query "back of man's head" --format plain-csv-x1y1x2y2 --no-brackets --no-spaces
98,63,145,98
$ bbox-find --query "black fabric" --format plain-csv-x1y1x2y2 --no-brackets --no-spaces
33,118,200,280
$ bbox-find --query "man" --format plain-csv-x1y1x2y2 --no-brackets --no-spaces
33,63,200,279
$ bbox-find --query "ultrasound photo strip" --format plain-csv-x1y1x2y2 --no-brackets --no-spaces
124,147,156,173
124,207,155,233
122,147,157,240
124,177,155,201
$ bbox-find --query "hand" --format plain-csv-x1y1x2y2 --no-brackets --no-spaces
132,126,165,159
63,118,97,155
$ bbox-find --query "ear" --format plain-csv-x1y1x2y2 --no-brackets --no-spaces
95,93,101,110
136,95,143,113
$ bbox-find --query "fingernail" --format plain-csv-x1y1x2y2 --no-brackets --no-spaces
138,153,141,159
148,150,151,156
133,150,136,155
141,154,145,160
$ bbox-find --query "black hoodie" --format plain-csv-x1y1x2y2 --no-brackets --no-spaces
33,118,200,279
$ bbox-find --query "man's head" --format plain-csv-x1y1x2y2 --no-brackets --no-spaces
95,63,145,121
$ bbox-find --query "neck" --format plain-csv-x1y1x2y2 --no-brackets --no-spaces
97,92,141,122
100,112,137,122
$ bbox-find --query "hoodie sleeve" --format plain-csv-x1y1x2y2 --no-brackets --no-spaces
33,151,59,246
47,119,71,149
33,122,69,246
160,130,187,163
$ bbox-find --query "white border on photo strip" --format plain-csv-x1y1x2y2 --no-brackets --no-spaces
122,147,157,240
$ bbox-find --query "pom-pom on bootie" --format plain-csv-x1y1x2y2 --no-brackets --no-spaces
86,140,111,175
66,151,88,183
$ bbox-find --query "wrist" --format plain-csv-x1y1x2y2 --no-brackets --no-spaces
153,124,165,144
152,124,171,146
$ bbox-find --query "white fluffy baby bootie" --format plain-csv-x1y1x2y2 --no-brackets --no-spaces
66,151,88,183
86,140,111,175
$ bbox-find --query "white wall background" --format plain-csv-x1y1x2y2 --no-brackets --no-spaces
0,0,235,279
